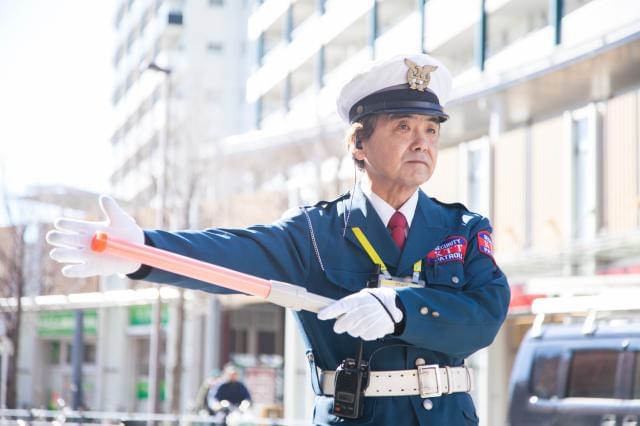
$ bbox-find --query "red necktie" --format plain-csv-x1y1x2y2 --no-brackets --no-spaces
388,211,408,250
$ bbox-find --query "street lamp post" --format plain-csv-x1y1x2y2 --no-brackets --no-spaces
145,62,172,417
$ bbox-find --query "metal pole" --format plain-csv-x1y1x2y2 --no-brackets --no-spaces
0,337,12,410
476,0,487,71
549,0,563,45
148,66,171,419
71,310,85,410
0,352,6,409
148,296,163,418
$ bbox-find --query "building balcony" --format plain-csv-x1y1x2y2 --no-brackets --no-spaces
247,0,371,103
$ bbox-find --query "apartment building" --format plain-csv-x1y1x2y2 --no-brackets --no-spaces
110,0,249,207
205,0,640,423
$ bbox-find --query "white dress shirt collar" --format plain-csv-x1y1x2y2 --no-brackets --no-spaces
361,183,419,228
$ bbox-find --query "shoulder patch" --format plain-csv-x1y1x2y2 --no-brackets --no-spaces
427,235,468,265
477,230,494,259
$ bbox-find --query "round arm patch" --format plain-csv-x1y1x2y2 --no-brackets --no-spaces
477,230,494,260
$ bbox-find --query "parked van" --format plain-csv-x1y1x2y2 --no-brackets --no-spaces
508,322,640,426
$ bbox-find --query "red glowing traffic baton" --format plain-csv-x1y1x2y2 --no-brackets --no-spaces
91,231,334,313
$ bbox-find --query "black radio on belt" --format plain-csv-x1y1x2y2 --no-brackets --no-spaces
332,342,369,419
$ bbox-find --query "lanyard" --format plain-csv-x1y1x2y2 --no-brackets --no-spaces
351,227,422,283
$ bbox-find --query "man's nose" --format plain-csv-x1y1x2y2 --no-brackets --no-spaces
412,131,430,151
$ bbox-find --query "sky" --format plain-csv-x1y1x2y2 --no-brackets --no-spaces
0,0,115,195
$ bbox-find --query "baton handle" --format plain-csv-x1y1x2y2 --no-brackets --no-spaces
267,280,334,313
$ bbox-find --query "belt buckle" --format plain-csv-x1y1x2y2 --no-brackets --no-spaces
417,364,442,398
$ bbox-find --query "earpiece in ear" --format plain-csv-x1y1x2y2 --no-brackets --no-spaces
355,136,362,150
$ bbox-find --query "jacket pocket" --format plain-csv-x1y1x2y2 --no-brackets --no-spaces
425,262,465,290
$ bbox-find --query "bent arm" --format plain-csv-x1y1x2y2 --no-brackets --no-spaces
395,218,511,357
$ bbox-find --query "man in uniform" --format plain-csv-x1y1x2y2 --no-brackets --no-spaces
47,53,510,425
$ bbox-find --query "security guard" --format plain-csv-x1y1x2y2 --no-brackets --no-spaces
47,53,510,425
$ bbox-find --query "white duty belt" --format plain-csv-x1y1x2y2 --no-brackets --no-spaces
321,365,473,398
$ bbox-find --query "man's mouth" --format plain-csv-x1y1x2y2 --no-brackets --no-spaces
405,159,429,166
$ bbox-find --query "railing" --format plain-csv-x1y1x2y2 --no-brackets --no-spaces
0,408,308,426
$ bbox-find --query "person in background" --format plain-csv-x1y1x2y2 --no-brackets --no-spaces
207,365,251,411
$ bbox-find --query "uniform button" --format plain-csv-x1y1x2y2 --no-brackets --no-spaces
415,357,426,367
432,311,440,318
451,275,460,284
422,399,433,410
419,306,429,315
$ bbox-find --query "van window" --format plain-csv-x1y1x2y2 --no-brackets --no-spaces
567,350,619,398
530,350,561,399
633,352,640,399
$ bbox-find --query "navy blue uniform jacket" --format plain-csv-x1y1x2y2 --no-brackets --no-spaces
131,186,511,425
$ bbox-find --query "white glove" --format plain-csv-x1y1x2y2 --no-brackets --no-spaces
317,287,403,341
46,195,144,277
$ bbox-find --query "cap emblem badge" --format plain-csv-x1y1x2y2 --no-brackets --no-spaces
404,58,437,92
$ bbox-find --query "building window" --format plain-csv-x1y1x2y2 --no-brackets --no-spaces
206,42,224,53
530,349,561,399
47,341,61,365
83,343,97,364
230,329,248,354
466,138,491,218
262,13,285,57
47,340,96,365
377,0,414,36
563,0,595,16
140,7,152,34
486,0,549,58
209,0,224,6
291,0,314,32
125,70,136,92
113,45,124,68
323,14,368,77
571,106,597,241
257,331,276,355
167,11,183,25
567,350,618,398
115,3,126,29
127,29,136,52
112,85,123,106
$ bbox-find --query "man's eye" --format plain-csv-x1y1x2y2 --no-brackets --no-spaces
427,128,437,134
398,123,410,130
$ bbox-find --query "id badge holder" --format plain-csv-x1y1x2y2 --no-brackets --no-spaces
378,275,425,289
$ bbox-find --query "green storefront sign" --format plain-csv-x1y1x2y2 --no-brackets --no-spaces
129,304,169,327
38,310,97,337
136,379,166,401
